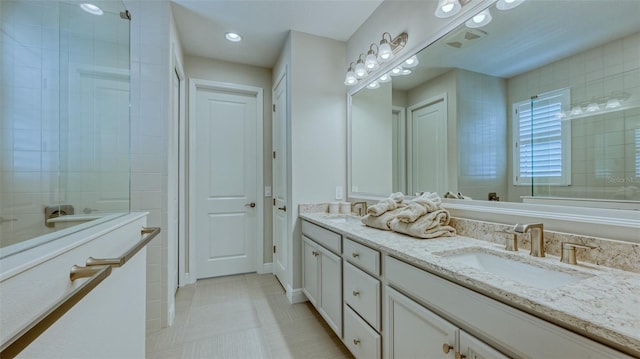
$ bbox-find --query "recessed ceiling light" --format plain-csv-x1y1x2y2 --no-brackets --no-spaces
80,3,103,16
225,32,242,42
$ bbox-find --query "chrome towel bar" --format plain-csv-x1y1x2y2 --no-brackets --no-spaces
86,227,161,267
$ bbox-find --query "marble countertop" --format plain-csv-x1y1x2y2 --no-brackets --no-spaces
300,212,640,357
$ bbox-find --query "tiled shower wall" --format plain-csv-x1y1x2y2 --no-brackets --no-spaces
1,1,60,245
507,32,640,202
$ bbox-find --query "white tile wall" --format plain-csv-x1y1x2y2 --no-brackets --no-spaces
507,32,640,202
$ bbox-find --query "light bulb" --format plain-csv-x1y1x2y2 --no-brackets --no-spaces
466,9,492,28
379,74,392,83
497,0,524,10
367,82,380,90
225,32,242,42
605,98,621,109
377,41,393,62
80,3,103,15
586,103,600,112
401,69,412,75
435,0,461,18
403,56,419,68
570,106,583,116
354,60,368,79
365,52,379,70
344,71,357,86
390,66,403,76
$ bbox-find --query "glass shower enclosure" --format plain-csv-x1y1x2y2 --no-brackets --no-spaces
0,0,131,257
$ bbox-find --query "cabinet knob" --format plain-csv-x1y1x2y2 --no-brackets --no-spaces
352,290,360,296
352,252,360,258
442,343,453,354
455,352,466,359
312,251,319,257
353,339,360,345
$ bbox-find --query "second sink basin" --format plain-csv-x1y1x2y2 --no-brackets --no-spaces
322,214,362,224
440,249,592,290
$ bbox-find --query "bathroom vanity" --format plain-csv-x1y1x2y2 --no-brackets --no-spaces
300,212,639,359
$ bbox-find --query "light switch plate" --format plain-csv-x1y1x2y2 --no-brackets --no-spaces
264,186,272,197
335,186,343,200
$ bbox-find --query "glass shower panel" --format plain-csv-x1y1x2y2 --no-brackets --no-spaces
59,2,131,217
0,0,130,257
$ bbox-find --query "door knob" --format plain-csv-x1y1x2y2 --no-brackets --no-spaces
245,202,256,208
278,205,287,211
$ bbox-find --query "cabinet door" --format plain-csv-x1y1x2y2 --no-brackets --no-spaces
385,286,457,359
459,330,510,359
318,245,342,337
302,236,319,306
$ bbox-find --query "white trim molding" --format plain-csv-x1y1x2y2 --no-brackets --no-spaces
286,285,308,304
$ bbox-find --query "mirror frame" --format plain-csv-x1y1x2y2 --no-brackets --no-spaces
346,0,640,243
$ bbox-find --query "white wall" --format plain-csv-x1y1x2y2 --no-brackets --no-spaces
288,31,347,291
351,81,393,194
184,55,274,265
124,0,171,332
456,69,508,200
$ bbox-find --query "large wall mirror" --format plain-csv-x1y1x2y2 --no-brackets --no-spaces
349,0,640,210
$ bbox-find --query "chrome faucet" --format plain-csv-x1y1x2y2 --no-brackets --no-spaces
351,201,368,216
514,223,545,257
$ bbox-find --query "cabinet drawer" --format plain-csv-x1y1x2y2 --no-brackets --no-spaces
344,238,380,275
302,220,341,254
344,305,381,359
344,261,381,331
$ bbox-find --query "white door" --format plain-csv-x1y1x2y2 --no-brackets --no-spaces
272,72,288,286
408,96,448,195
193,84,259,279
392,106,406,194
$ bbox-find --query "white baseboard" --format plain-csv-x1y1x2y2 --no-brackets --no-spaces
168,303,175,327
286,285,308,304
259,262,273,274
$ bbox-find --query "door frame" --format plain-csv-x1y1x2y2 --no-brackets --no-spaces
406,93,448,195
187,78,264,282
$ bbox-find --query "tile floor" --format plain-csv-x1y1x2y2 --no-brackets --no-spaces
146,273,353,358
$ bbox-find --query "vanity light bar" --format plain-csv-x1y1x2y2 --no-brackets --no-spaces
344,32,408,87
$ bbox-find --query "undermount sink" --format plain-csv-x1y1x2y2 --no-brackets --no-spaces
439,249,592,290
322,214,362,223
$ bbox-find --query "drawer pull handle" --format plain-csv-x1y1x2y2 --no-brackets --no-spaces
353,339,361,345
352,290,360,296
442,343,453,354
352,252,360,258
455,352,466,359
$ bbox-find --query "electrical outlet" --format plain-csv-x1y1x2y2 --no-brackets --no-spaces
335,186,343,200
264,186,272,197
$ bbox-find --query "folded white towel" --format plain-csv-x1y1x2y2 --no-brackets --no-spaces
367,192,405,217
395,202,427,223
389,209,456,239
361,207,405,231
410,191,442,212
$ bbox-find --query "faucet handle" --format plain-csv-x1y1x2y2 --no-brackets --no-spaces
494,230,518,251
561,242,596,265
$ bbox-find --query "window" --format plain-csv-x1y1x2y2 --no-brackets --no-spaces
513,89,571,186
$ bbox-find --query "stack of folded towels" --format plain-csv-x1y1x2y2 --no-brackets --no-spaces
361,192,456,239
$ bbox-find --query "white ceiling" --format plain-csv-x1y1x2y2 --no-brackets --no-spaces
171,0,385,68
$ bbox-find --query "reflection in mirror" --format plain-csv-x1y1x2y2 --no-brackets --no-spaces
0,1,131,258
349,0,640,209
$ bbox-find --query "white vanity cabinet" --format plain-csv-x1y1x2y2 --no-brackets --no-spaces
385,255,632,359
385,286,507,359
301,221,342,337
